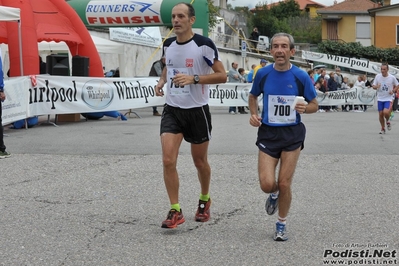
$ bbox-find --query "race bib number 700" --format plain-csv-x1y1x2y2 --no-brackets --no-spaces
268,95,297,125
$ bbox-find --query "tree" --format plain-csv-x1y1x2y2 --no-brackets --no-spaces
251,0,321,44
287,15,321,43
207,0,220,30
252,3,273,37
270,0,301,20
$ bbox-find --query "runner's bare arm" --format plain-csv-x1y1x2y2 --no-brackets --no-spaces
303,98,318,114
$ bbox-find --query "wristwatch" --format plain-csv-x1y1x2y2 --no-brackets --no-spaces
193,74,200,84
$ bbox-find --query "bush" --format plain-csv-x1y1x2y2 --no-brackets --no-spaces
318,40,399,66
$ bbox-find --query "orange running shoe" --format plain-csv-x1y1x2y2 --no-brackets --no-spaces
161,209,185,229
195,199,211,222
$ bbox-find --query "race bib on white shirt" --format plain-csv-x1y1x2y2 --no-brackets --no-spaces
167,68,190,95
268,95,297,124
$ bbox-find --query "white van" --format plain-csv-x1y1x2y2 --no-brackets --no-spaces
257,35,270,51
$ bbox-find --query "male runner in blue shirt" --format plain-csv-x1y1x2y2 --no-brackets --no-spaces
249,33,318,241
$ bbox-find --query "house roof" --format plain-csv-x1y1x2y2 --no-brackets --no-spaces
296,0,326,9
368,2,399,14
250,0,325,13
317,0,380,14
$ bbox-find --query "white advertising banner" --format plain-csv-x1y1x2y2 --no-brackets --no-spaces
2,77,29,125
27,77,256,116
302,50,399,78
109,27,162,48
208,82,254,106
316,87,376,106
29,76,164,116
2,76,376,125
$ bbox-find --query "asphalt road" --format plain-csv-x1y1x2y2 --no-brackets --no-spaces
1,106,398,266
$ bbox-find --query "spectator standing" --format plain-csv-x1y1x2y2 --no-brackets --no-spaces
0,54,10,159
313,68,322,82
334,67,343,88
363,75,372,112
228,62,243,114
365,76,372,87
149,57,166,116
354,75,366,111
317,76,329,112
314,80,323,112
154,2,227,229
238,67,248,114
250,27,260,49
317,76,326,93
307,69,315,85
327,72,338,111
354,75,365,88
253,59,267,80
247,64,256,83
341,77,349,90
340,77,350,111
347,81,355,112
321,69,329,86
238,67,247,83
314,80,322,91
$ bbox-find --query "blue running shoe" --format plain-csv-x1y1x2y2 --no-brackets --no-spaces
265,193,278,215
389,111,394,121
274,221,288,241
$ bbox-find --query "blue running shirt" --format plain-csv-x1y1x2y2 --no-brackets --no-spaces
250,64,317,126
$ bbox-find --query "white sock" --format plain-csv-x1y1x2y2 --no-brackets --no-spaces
271,191,279,199
278,216,286,224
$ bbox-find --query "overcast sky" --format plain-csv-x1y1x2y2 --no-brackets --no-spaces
229,0,399,8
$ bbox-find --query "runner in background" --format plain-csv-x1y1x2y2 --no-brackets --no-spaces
371,63,399,134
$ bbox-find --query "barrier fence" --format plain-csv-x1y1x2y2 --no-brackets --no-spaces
2,75,376,125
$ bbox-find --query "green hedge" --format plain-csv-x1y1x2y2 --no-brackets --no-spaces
318,40,399,66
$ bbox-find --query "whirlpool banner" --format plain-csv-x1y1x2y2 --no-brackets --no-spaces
27,76,255,117
2,75,376,125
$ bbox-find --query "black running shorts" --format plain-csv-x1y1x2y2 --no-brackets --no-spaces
160,104,212,144
256,123,306,159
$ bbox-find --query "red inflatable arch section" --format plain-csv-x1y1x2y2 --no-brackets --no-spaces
0,0,103,77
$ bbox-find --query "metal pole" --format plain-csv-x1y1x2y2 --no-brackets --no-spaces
17,20,27,129
18,20,23,76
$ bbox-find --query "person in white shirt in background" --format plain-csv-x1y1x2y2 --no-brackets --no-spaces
372,63,399,134
353,75,366,112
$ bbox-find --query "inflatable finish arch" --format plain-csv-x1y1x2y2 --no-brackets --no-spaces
67,0,210,36
0,0,209,78
0,0,104,77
